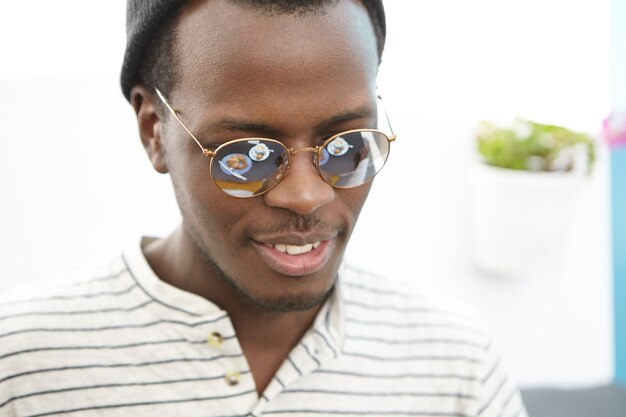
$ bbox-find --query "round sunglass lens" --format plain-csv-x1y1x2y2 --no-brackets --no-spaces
211,140,288,197
319,130,390,188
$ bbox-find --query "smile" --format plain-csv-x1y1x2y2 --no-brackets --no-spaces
252,238,335,277
271,242,322,255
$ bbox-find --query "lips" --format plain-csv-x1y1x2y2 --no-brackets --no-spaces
251,237,335,277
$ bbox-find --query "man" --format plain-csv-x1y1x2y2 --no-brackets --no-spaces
0,1,527,416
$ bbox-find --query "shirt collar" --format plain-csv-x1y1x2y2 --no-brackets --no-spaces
122,237,224,318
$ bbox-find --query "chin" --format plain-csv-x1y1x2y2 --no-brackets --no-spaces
238,283,335,312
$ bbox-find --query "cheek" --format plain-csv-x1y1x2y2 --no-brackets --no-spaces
166,151,205,209
167,152,255,256
166,148,232,229
164,132,214,205
171,173,251,265
344,182,373,218
329,183,372,241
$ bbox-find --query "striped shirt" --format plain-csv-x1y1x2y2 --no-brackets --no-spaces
0,239,527,417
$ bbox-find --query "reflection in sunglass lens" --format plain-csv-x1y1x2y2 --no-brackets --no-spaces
211,139,287,197
319,130,390,188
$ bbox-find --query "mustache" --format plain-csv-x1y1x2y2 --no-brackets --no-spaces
251,213,340,235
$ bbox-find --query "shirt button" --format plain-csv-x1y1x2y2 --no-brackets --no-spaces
207,332,223,347
225,371,240,386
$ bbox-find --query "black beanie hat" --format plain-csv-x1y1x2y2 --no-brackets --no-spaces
120,0,387,101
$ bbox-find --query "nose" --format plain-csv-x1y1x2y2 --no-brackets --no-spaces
263,149,335,214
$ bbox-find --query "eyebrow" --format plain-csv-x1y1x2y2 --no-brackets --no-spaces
317,106,377,131
216,118,280,137
209,105,377,138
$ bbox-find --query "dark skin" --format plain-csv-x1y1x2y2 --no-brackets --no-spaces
130,0,379,394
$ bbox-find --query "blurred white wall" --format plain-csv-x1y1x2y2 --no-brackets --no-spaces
0,0,612,387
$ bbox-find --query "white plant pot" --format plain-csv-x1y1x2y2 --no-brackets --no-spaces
469,163,585,277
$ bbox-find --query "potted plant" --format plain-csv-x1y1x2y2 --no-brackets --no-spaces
469,119,596,277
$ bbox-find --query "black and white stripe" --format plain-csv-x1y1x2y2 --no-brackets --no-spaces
0,247,527,417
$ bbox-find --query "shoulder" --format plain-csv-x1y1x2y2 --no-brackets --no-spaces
0,255,146,366
338,264,492,376
337,265,527,417
339,264,489,337
0,256,135,317
0,255,157,401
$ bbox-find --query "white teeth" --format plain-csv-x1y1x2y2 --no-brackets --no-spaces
287,243,312,255
272,242,321,255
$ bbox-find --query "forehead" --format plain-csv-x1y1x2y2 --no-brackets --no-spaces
170,0,379,117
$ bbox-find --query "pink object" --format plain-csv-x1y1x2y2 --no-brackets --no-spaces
603,112,626,149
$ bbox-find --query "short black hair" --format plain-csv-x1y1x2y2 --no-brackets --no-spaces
139,0,386,102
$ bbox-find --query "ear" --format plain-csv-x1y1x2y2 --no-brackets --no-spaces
130,84,168,174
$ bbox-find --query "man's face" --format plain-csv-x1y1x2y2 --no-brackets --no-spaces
160,0,380,311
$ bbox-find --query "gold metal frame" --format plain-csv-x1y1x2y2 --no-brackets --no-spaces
154,88,396,197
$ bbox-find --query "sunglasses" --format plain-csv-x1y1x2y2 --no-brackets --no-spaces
155,88,396,198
